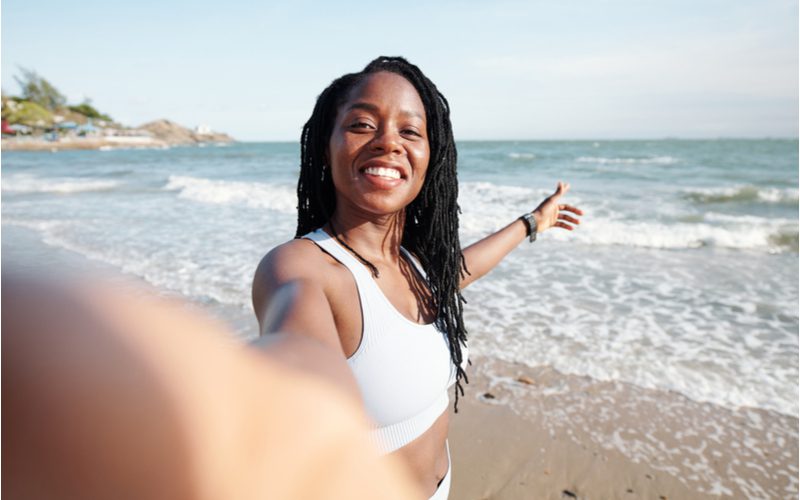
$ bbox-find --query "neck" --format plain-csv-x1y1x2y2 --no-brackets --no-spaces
327,210,405,264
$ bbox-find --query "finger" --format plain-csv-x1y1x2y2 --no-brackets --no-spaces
553,221,574,230
558,214,580,225
560,205,584,215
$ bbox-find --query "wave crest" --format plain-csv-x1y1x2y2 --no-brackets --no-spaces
508,152,536,160
684,186,799,205
2,174,121,194
163,175,296,213
577,156,678,165
558,218,797,253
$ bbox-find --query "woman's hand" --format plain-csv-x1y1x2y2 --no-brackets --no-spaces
532,181,583,232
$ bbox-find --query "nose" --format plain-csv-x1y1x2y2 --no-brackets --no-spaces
369,127,402,155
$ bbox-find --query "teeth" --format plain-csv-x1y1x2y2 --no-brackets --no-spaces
363,167,401,180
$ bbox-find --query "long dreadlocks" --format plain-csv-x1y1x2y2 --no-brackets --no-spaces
295,56,470,410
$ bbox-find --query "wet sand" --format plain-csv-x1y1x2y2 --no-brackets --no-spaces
448,356,798,499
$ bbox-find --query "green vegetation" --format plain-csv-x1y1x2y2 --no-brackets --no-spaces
2,96,54,127
14,67,66,111
68,102,112,122
3,68,113,128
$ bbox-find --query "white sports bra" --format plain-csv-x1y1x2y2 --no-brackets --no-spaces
303,228,466,453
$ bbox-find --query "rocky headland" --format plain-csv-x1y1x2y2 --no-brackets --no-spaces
2,119,235,152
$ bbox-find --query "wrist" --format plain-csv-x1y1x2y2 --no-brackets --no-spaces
519,212,537,242
532,210,544,231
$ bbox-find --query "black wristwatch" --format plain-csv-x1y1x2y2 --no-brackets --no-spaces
520,212,537,243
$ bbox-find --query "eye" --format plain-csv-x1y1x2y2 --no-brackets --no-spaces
402,128,423,138
348,120,375,130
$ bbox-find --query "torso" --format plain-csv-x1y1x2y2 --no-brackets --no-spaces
299,232,451,496
317,240,437,357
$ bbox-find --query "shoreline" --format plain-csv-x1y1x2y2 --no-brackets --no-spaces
1,136,233,152
449,355,798,499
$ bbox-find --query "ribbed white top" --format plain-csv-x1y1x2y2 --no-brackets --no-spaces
368,391,450,452
303,228,464,453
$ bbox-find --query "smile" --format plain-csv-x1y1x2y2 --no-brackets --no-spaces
363,166,402,180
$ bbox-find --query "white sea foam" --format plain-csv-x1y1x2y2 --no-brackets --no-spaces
508,152,536,160
4,216,267,310
164,175,296,213
576,155,678,165
459,181,552,234
465,242,799,416
684,185,799,204
459,181,539,204
562,218,795,252
2,174,121,194
458,181,795,252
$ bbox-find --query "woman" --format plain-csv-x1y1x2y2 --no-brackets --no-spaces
253,56,582,499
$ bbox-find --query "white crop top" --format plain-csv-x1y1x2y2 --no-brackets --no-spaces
303,228,466,453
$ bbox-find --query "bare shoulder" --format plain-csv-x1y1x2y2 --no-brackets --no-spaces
252,238,341,325
252,237,351,353
255,238,330,287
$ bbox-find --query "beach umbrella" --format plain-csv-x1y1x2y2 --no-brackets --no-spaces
2,119,16,135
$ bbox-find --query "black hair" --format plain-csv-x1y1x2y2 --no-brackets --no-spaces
295,56,470,409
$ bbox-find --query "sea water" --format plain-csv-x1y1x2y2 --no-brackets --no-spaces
2,140,797,417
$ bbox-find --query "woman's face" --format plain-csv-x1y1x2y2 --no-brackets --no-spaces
327,71,430,220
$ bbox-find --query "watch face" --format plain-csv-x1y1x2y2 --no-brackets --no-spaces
526,213,536,231
525,213,537,241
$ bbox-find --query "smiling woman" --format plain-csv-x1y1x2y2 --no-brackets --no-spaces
327,72,431,222
252,56,582,499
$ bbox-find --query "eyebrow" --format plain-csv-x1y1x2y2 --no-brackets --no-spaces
345,102,424,120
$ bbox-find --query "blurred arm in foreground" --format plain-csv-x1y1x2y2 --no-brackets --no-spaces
2,273,421,500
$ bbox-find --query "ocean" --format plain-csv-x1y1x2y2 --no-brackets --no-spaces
2,139,798,420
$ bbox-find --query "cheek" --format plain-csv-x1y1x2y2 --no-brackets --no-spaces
328,133,364,169
327,134,343,166
413,144,431,176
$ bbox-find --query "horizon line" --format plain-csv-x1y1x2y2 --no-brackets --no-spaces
232,136,800,143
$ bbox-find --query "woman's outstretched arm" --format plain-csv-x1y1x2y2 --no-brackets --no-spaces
3,273,422,500
252,239,361,400
460,181,583,289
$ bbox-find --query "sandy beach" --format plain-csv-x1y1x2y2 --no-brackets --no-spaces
449,356,798,499
1,136,169,151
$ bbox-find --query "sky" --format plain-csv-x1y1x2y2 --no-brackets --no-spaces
2,0,798,141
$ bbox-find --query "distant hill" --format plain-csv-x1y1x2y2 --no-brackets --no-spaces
137,119,234,145
2,68,236,150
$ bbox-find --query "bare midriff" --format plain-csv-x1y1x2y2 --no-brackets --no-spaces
390,410,450,498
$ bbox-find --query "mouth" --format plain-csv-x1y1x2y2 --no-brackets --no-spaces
362,166,402,180
359,161,407,181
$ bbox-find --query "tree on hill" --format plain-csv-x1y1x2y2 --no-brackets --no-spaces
68,100,112,122
14,67,66,111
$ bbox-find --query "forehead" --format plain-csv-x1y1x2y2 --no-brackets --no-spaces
340,71,426,118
